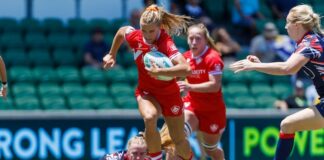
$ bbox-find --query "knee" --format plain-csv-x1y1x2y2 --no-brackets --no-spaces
143,114,159,129
280,117,295,133
204,147,224,160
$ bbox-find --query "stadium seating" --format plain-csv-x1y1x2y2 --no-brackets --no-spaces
25,32,48,50
28,50,53,67
115,96,137,109
125,67,138,85
41,97,66,110
272,83,293,99
202,0,226,21
250,83,273,96
0,32,24,50
9,67,34,83
223,69,248,84
84,83,109,98
81,67,105,83
91,97,116,109
3,50,29,67
62,82,85,98
53,49,77,66
71,33,89,49
0,98,13,110
89,18,110,32
20,18,43,33
38,83,62,98
33,67,57,83
15,97,40,110
120,52,136,68
0,17,298,110
67,18,89,34
256,95,277,108
110,83,133,98
67,97,92,109
0,18,20,33
104,67,128,84
12,83,37,98
225,83,249,97
42,18,65,34
48,33,72,50
233,96,257,108
56,66,81,83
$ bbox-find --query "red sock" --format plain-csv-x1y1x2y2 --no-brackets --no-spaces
148,151,162,160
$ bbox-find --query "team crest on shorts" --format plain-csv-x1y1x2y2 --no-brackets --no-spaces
171,105,180,114
210,124,218,132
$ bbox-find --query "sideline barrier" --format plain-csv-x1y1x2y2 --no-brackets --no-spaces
0,109,323,160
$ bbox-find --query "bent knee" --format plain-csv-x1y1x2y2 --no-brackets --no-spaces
280,116,296,133
143,114,159,127
205,148,224,160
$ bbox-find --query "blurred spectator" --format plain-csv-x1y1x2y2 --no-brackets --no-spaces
83,28,109,68
183,0,213,28
305,84,319,106
250,22,295,62
212,27,241,63
170,0,184,14
275,80,308,111
231,0,265,39
266,0,297,20
129,9,141,29
183,0,204,19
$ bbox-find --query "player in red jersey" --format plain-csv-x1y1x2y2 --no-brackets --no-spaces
103,4,192,160
161,23,226,160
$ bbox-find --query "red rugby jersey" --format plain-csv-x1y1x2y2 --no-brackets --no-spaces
125,27,181,95
183,47,224,100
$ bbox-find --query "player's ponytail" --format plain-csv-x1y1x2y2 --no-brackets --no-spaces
140,4,192,36
188,23,221,55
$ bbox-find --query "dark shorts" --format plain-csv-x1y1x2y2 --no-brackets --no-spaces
315,101,324,117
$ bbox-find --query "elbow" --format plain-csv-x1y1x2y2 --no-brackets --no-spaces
282,66,298,75
209,83,221,93
117,26,130,37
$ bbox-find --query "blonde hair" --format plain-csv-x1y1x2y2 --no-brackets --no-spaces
140,4,192,36
288,4,324,35
127,135,147,149
188,23,220,55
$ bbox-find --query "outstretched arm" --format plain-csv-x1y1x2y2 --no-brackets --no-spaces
103,26,132,69
230,53,309,75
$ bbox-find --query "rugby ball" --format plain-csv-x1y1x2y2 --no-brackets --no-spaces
143,50,174,81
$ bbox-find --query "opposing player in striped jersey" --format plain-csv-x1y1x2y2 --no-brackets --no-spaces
101,134,149,160
230,4,324,160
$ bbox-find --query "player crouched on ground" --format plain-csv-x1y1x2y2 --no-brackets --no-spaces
101,133,149,160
